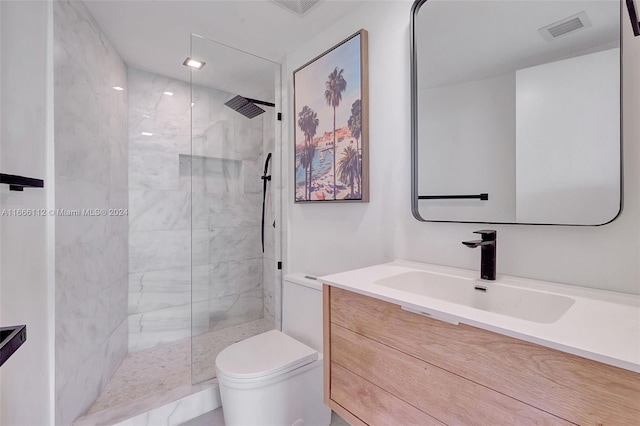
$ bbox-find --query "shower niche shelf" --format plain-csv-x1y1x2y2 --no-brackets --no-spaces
0,173,44,191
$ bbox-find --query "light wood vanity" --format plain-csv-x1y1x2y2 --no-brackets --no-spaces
323,285,640,426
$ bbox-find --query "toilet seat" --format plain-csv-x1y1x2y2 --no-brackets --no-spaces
216,330,318,382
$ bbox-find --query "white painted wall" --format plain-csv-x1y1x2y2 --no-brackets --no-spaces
419,73,516,222
0,1,53,425
283,1,411,277
284,2,639,295
515,48,620,225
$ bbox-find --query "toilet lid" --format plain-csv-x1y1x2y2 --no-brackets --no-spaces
215,330,318,380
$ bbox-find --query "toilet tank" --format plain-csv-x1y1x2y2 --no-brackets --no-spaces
282,274,324,352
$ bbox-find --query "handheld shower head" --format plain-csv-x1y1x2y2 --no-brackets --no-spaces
263,152,272,176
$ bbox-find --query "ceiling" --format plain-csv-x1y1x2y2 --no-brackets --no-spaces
84,0,367,96
416,0,620,89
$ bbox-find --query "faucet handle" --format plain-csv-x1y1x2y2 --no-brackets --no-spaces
473,229,496,241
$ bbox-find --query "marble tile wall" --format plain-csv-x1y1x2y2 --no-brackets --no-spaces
128,68,274,355
128,68,192,351
53,1,129,425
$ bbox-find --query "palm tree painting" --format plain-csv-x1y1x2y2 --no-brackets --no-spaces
293,29,368,202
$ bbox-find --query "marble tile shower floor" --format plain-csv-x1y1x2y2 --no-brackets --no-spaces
78,318,274,425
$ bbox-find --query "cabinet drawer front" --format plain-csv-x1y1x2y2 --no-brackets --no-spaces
332,323,571,426
331,362,444,426
329,287,640,425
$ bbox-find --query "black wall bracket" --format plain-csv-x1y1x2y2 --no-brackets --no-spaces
1,173,44,191
628,0,640,36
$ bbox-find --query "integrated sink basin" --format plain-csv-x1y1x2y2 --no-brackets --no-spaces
0,325,27,367
375,271,575,323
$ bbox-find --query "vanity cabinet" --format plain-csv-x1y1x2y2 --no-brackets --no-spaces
323,285,640,426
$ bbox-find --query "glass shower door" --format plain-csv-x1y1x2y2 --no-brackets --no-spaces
188,34,280,383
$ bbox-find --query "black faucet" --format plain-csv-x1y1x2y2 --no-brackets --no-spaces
462,230,497,280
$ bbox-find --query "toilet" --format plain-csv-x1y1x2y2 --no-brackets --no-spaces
215,274,331,426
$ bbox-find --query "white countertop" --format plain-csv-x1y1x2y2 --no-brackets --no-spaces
320,260,640,373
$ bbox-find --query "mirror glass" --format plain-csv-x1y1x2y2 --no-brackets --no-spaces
412,0,621,225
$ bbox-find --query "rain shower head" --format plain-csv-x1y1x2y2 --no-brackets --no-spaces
224,95,275,119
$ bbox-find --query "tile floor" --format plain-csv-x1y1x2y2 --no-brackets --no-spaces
77,318,273,424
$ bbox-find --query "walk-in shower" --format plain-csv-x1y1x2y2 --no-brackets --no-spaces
72,31,281,424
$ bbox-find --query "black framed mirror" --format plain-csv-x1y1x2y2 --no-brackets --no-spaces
411,0,623,226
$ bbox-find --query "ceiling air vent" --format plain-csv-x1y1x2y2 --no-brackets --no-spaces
539,11,592,41
270,0,321,16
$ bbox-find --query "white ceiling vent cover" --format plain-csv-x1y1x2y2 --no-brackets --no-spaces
271,0,321,16
539,11,592,41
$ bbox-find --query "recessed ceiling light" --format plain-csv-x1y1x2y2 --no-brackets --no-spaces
183,57,205,70
163,91,173,96
141,132,153,136
191,102,196,108
112,86,124,91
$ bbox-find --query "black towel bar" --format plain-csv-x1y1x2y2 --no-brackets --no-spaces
0,173,44,191
419,193,488,200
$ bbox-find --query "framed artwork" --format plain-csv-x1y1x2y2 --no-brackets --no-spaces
293,29,369,203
